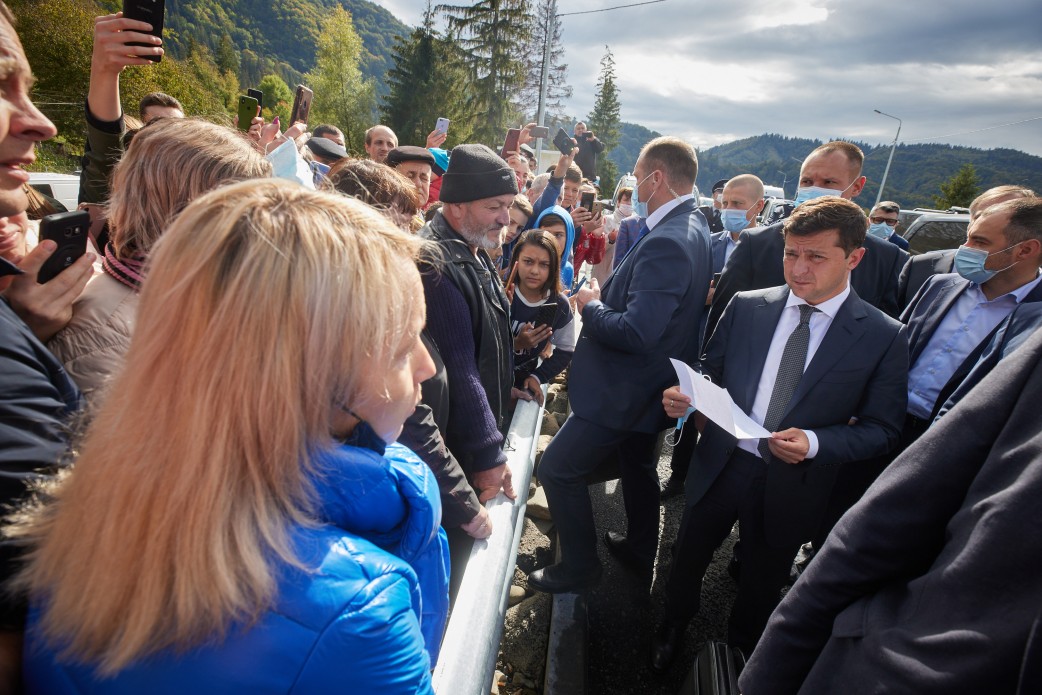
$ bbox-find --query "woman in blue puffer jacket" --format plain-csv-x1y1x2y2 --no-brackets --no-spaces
6,179,450,693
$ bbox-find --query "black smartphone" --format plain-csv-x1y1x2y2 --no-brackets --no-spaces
553,127,575,155
712,272,722,286
534,302,557,329
501,128,521,158
122,0,165,63
236,95,259,132
37,210,90,284
289,85,314,126
580,191,595,211
530,125,549,139
246,88,263,109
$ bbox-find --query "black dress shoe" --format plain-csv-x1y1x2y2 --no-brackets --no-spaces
650,619,685,673
528,562,602,594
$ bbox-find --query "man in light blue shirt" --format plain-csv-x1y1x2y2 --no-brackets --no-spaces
901,197,1042,443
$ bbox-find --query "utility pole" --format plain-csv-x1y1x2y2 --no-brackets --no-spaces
874,109,902,208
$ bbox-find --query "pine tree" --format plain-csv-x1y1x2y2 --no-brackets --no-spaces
587,47,622,186
933,163,980,208
522,0,571,124
438,0,531,146
306,6,377,154
383,2,473,147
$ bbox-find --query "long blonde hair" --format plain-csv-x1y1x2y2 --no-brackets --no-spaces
106,117,271,259
8,179,424,674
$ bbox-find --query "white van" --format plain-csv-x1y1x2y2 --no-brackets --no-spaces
28,172,81,211
763,185,785,199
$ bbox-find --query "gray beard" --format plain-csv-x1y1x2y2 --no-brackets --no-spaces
460,226,504,251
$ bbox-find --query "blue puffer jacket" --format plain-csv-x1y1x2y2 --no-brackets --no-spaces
23,441,450,694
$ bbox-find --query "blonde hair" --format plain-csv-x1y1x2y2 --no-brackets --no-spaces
8,179,425,674
107,117,271,259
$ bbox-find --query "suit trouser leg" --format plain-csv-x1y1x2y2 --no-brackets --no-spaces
616,431,661,568
728,464,802,655
537,414,639,571
663,449,758,623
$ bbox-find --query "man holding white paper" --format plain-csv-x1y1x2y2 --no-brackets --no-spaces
649,197,909,671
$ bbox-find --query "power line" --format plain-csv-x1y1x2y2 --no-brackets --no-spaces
906,115,1042,143
559,0,667,17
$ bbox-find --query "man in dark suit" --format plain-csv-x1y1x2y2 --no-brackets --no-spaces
896,184,1036,309
867,201,909,250
652,197,907,668
663,174,768,499
900,197,1042,444
528,136,713,594
706,141,907,345
740,325,1042,695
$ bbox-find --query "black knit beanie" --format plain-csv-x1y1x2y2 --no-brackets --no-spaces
439,144,518,203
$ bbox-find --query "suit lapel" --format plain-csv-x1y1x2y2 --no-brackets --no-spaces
789,291,868,408
602,199,698,293
911,277,968,363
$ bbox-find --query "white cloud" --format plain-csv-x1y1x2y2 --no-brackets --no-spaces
372,0,1042,156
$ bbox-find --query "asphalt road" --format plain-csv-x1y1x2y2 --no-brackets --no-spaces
584,440,740,694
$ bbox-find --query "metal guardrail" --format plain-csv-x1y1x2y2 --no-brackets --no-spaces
432,391,546,695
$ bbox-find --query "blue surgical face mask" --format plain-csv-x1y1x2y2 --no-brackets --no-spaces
954,243,1022,284
632,171,657,219
867,222,893,240
793,178,859,207
720,208,753,233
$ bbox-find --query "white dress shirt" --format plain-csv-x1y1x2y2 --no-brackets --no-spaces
737,284,852,459
645,194,694,231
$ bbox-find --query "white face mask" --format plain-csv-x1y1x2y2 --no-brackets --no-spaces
617,203,633,217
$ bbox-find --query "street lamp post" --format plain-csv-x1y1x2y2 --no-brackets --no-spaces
777,170,788,198
873,109,902,208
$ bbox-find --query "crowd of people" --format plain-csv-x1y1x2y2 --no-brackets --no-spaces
1,5,1041,693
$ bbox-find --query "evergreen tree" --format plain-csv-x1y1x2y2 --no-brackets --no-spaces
383,1,473,147
306,6,376,154
522,0,571,124
438,0,531,145
587,47,622,186
933,163,980,208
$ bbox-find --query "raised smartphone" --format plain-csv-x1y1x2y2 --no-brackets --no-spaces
236,95,259,132
289,85,314,126
553,127,575,155
435,117,450,134
122,0,165,63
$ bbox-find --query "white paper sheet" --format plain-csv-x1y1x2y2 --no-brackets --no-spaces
669,359,771,440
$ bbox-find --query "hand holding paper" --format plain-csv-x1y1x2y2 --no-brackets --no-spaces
669,359,770,440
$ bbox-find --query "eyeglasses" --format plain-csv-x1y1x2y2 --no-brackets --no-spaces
869,216,899,226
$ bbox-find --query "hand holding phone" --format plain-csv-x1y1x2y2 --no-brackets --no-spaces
435,118,450,135
122,0,165,63
37,211,90,284
247,88,264,109
501,128,521,158
530,125,549,139
553,128,576,156
580,191,595,211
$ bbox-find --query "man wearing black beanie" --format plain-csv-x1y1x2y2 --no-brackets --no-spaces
418,144,519,517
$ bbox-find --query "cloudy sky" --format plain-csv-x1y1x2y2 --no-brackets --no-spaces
375,0,1042,163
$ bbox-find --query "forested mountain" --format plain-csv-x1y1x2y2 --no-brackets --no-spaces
692,134,1042,209
98,0,408,92
606,122,662,177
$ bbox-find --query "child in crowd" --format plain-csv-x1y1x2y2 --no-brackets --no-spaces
531,207,575,289
505,230,576,404
495,194,533,274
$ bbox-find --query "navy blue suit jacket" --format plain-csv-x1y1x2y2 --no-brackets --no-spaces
897,249,956,309
571,199,712,433
692,285,908,548
741,325,1042,694
710,231,730,274
706,221,908,347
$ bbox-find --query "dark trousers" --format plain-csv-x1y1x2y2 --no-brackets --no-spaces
665,448,801,654
537,413,660,571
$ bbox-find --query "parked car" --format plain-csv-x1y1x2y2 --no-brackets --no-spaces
758,198,793,225
901,212,970,255
29,172,81,211
895,206,969,238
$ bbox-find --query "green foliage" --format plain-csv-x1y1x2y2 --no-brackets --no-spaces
10,0,230,147
439,0,531,146
258,74,293,124
605,123,661,178
305,6,376,154
588,47,621,187
933,163,980,208
382,3,473,147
